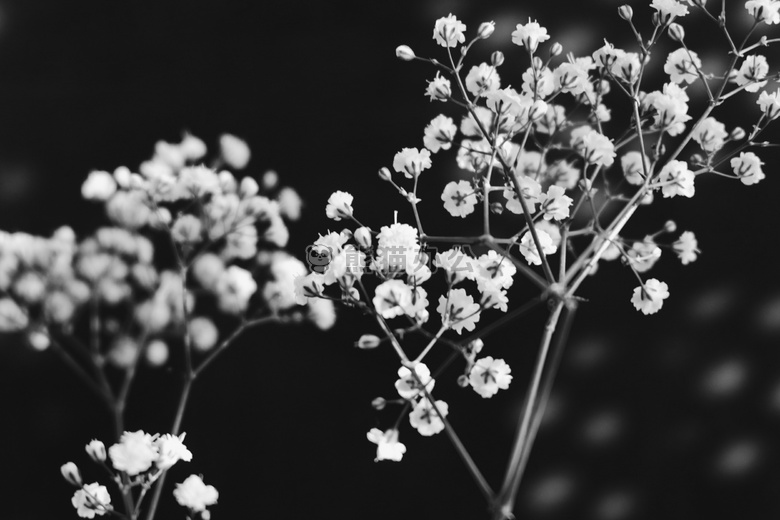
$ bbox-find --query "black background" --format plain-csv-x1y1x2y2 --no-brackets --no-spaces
1,1,780,519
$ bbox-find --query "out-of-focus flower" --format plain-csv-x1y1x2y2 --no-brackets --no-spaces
673,231,699,265
174,475,219,512
219,134,251,169
108,430,158,476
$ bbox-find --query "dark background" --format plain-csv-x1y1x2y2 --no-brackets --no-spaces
1,1,780,519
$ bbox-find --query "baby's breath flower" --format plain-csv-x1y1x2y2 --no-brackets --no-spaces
215,265,257,314
71,483,111,519
691,117,728,153
426,72,452,102
652,0,689,23
392,147,432,178
745,0,780,24
395,363,435,399
108,430,158,476
621,151,650,185
735,55,769,92
673,231,699,265
155,433,193,470
188,317,219,352
757,88,780,119
433,14,466,48
395,45,415,61
539,185,573,221
465,63,501,98
730,151,766,185
553,63,589,95
658,160,695,198
441,180,478,218
437,288,480,334
576,129,616,167
367,428,406,461
171,215,203,244
503,175,542,215
511,19,550,53
174,475,219,513
325,191,354,221
409,398,448,436
85,440,106,463
219,134,251,169
519,228,557,266
664,48,701,84
469,357,512,398
477,21,495,39
423,114,457,153
145,340,169,367
81,171,117,201
631,278,670,315
61,462,82,487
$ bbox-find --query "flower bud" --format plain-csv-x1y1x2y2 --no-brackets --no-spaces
477,21,495,39
692,0,706,7
729,127,746,141
664,220,677,233
491,50,504,67
371,397,387,410
356,334,381,349
490,202,504,214
354,226,372,249
378,167,392,181
262,170,279,190
668,23,685,42
85,439,107,462
690,153,704,165
457,374,469,387
395,45,415,61
640,191,654,205
652,12,661,26
618,5,634,21
27,329,50,351
550,42,563,57
60,462,82,487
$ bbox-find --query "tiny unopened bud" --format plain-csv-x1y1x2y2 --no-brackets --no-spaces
730,127,746,141
378,167,392,181
61,462,82,487
652,12,661,26
668,23,685,42
85,439,107,463
457,374,469,388
550,42,563,57
371,397,387,410
598,79,611,95
261,170,279,190
491,50,504,67
477,21,495,39
579,178,593,192
356,334,381,349
692,0,706,6
664,220,677,233
490,202,504,214
618,5,634,21
640,191,654,205
27,329,50,351
354,226,372,249
690,153,704,165
396,45,415,61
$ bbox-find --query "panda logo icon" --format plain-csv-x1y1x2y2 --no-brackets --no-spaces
306,245,332,273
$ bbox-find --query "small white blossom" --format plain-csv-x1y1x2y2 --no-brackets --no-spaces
219,134,251,169
504,175,542,215
325,191,354,221
539,185,573,221
426,72,452,102
409,398,448,436
465,63,501,97
437,288,480,334
188,317,219,352
673,231,699,265
155,433,193,470
434,247,477,284
664,48,702,84
366,428,407,462
758,88,780,119
214,265,257,314
469,357,512,398
519,228,557,266
652,0,689,23
433,14,466,48
735,55,769,92
658,160,695,198
174,475,219,513
512,19,550,53
475,250,515,290
85,440,106,463
631,278,670,315
745,0,780,24
730,151,766,185
108,430,158,476
82,171,117,201
441,180,478,218
576,130,616,167
71,483,111,518
553,62,589,95
691,117,728,153
392,147,432,178
395,363,435,400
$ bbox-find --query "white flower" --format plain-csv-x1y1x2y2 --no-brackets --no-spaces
651,0,689,22
645,83,691,135
395,363,435,400
307,297,336,330
503,175,542,215
325,191,354,221
664,48,702,85
214,265,257,314
465,63,501,97
521,64,555,99
155,433,193,470
264,253,308,309
366,428,406,462
631,278,670,315
192,253,225,291
433,14,466,48
277,187,303,222
745,0,780,24
621,151,650,185
730,151,766,185
392,147,432,178
188,317,219,352
512,19,550,53
434,247,477,284
108,430,158,476
174,475,219,512
409,398,449,436
437,288,480,334
519,228,557,266
691,117,728,153
735,55,769,92
423,114,457,153
293,272,325,305
627,239,662,273
611,52,642,84
71,483,111,518
85,440,107,463
539,185,573,221
219,134,251,169
673,231,699,265
757,88,780,119
576,130,615,167
658,160,695,198
373,280,414,319
469,357,512,398
170,215,202,243
475,250,516,289
546,160,581,190
82,171,117,201
553,62,589,95
441,180,478,218
426,72,452,102
592,41,625,70
61,462,83,486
